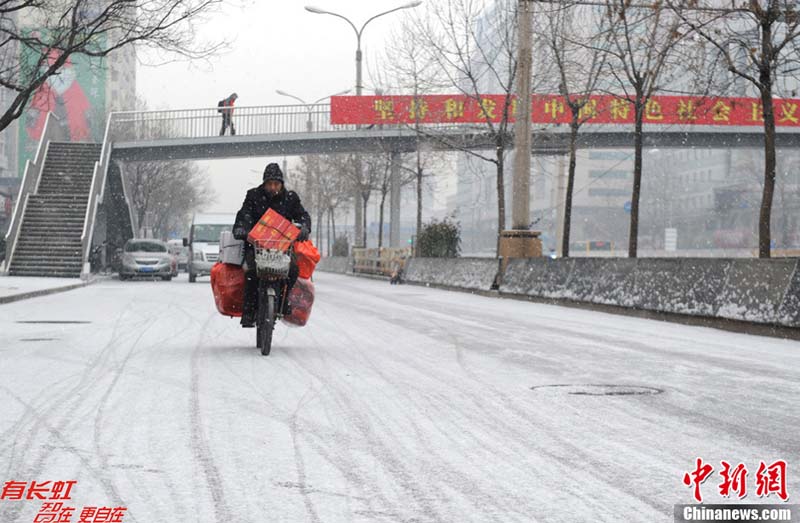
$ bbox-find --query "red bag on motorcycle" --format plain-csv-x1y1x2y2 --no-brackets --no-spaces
283,277,314,327
294,241,321,279
210,262,245,317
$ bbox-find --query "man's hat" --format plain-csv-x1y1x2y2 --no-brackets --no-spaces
263,163,284,183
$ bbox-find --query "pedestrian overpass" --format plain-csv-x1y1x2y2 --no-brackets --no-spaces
4,102,799,278
108,103,800,161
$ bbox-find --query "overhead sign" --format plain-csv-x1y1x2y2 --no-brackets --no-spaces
330,94,800,127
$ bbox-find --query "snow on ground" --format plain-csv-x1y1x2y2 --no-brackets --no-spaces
0,276,83,300
0,271,798,522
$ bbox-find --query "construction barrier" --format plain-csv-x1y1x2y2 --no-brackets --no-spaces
352,247,412,277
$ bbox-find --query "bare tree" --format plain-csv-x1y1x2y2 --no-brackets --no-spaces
297,153,322,245
0,0,224,133
126,159,215,238
672,0,800,258
379,18,446,254
600,0,685,258
339,152,380,248
367,152,395,249
308,153,355,255
411,0,522,256
544,1,609,257
124,97,214,238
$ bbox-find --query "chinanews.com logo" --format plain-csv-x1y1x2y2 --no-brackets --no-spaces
0,480,126,522
675,458,800,522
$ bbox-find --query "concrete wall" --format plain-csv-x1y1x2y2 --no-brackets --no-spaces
500,258,800,328
318,254,800,328
404,257,499,291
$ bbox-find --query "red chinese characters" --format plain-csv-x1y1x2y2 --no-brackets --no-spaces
756,460,789,501
78,506,128,523
719,461,748,499
1,481,76,501
684,458,715,503
683,459,790,503
34,502,75,523
1,480,127,522
330,94,800,127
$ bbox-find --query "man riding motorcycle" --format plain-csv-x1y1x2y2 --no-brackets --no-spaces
232,163,311,328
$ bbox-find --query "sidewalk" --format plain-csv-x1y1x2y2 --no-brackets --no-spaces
0,276,92,305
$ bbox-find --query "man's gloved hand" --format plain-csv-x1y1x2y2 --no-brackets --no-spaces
297,225,310,242
233,226,248,241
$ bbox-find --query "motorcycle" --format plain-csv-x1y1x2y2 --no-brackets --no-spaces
251,237,295,356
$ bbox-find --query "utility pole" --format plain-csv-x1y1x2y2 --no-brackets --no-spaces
512,0,533,230
499,0,542,268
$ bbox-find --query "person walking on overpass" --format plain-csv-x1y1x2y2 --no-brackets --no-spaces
218,92,238,136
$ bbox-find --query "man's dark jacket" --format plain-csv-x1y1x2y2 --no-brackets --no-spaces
233,186,311,241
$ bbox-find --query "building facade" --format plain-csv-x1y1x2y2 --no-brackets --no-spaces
16,4,137,177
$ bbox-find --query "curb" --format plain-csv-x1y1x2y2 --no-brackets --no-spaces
0,278,97,305
322,270,800,341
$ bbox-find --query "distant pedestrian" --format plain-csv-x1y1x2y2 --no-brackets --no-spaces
390,267,403,285
389,260,404,285
218,92,238,136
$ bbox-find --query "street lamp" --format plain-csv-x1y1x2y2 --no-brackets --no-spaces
275,89,350,133
304,2,422,96
275,88,350,248
305,1,422,248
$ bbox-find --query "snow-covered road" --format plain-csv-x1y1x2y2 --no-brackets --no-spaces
1,272,798,522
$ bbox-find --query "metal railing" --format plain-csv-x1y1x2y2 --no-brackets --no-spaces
108,103,343,142
2,112,65,274
106,103,487,143
80,113,115,279
118,156,138,237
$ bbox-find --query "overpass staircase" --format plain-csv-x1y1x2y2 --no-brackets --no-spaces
7,142,101,277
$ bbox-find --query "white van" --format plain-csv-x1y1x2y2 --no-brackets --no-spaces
184,213,236,282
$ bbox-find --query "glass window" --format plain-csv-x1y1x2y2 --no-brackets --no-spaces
192,224,231,243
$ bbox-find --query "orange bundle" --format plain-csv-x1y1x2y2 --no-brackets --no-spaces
247,209,299,252
294,241,321,279
210,262,245,317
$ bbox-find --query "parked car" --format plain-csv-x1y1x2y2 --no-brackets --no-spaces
119,239,175,281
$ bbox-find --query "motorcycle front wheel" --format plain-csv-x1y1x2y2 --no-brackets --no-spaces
257,286,275,356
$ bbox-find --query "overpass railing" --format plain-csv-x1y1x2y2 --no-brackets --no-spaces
108,103,344,141
80,113,115,279
106,104,488,143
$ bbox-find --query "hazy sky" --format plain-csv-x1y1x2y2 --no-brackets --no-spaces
137,0,421,214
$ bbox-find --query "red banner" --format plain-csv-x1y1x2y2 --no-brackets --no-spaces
330,94,800,127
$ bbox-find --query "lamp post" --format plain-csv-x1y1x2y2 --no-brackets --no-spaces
275,89,350,133
275,89,350,250
305,1,423,248
304,2,422,97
